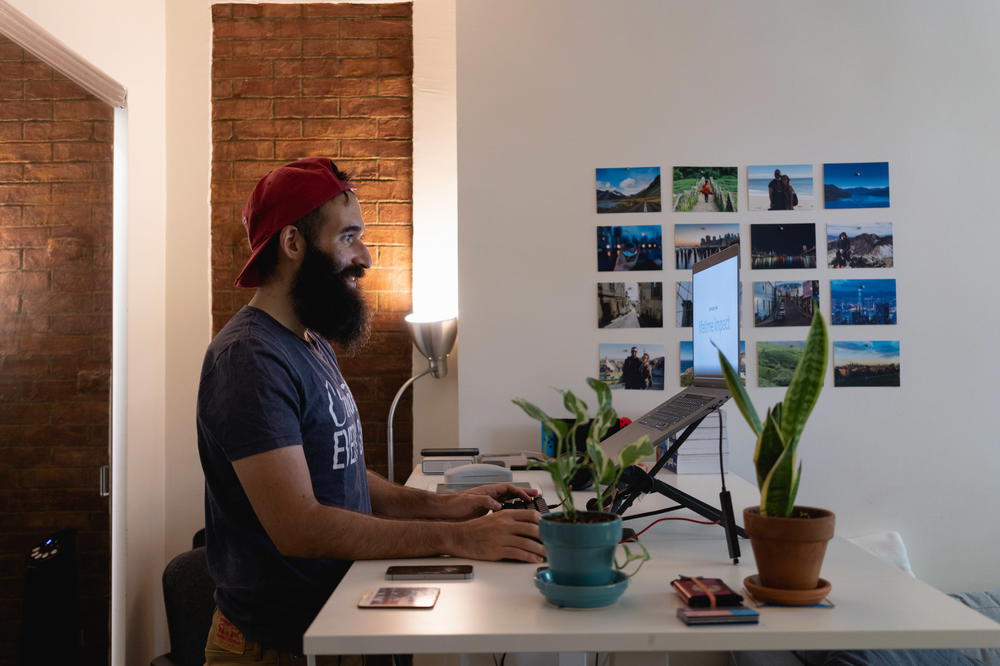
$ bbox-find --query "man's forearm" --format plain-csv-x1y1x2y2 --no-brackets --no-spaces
367,469,447,518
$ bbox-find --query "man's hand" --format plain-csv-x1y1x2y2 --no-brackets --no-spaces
446,510,545,563
436,483,540,520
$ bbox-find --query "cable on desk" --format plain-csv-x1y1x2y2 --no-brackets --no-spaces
621,516,719,543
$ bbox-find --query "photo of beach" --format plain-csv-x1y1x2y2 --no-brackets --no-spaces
827,222,894,268
672,166,738,212
750,223,817,269
747,164,814,211
757,341,806,388
596,167,662,214
597,282,663,329
830,279,897,325
600,343,665,390
823,162,890,209
674,223,739,270
752,280,818,327
596,225,663,272
834,340,900,387
680,340,745,386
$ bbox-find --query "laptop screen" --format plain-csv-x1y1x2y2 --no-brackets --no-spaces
692,244,739,386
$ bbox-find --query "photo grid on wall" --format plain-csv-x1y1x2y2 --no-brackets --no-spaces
591,160,899,394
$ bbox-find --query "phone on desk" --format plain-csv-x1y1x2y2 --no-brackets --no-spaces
385,564,474,580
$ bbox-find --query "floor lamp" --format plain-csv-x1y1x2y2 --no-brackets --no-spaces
386,315,457,483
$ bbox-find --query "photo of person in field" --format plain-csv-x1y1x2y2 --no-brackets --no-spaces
672,166,737,212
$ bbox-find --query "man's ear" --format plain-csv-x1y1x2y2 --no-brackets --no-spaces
276,225,306,261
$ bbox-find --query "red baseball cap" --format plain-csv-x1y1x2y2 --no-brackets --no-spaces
234,157,355,288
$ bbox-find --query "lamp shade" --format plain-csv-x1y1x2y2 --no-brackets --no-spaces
405,315,457,379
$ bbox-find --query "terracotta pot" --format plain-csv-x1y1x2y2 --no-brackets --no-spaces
743,506,835,590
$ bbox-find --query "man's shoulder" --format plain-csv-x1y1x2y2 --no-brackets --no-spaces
204,308,298,373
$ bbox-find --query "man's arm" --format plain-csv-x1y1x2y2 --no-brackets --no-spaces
233,446,544,563
366,469,537,520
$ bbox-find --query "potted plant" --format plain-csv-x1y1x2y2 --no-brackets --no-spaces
717,307,835,605
513,378,653,605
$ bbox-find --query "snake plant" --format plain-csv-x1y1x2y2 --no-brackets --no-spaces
717,307,828,517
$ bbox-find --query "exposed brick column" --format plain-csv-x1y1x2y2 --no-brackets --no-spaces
0,35,112,666
211,3,414,479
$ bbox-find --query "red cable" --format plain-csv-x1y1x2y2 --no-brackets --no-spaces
621,516,718,543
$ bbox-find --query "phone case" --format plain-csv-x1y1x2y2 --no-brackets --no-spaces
671,576,743,607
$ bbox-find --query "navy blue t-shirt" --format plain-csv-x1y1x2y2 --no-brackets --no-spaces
197,306,371,651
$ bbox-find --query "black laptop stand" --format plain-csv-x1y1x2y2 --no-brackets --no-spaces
595,412,746,564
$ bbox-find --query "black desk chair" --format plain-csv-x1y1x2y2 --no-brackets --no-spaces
150,544,214,666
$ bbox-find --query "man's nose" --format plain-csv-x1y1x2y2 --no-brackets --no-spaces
355,242,372,269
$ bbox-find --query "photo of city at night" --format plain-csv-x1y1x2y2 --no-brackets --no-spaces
597,281,663,329
674,223,739,270
596,225,663,272
757,341,805,387
750,223,817,269
680,340,745,387
599,343,665,390
753,280,818,327
834,340,900,387
830,279,897,325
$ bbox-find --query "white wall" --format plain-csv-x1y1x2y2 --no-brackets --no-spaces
6,0,169,662
456,0,1000,592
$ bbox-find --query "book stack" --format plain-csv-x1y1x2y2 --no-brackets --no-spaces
659,411,728,475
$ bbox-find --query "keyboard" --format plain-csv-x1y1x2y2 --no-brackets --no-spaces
638,394,715,430
498,495,549,512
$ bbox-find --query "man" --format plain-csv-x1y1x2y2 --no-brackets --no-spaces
620,346,644,389
767,168,787,210
197,158,543,664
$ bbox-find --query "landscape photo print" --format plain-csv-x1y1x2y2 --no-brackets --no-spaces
823,161,890,209
672,166,738,212
600,343,665,390
827,222,894,268
747,164,814,211
834,340,901,387
597,281,663,329
596,225,663,272
750,223,817,269
674,223,739,270
596,166,662,213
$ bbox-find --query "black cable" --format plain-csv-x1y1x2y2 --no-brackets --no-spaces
620,505,685,521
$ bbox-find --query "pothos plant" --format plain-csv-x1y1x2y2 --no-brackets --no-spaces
717,306,829,517
513,377,654,571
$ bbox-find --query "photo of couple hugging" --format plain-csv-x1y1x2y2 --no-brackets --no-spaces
768,168,799,210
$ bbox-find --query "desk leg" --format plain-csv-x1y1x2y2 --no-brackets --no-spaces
307,656,316,666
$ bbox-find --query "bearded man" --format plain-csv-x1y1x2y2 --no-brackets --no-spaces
196,158,543,664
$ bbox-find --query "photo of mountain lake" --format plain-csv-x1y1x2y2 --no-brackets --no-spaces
596,166,662,213
823,162,889,209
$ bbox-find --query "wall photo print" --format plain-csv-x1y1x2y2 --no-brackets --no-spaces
597,282,663,329
750,223,817,269
834,340,901,387
674,223,739,270
748,164,814,211
827,222,894,268
757,341,804,388
596,167,662,213
680,341,745,386
830,279,897,325
672,166,737,212
752,280,818,327
596,225,663,272
824,161,890,209
600,343,665,390
675,281,692,328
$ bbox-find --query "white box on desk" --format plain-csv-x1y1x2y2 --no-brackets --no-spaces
421,457,475,475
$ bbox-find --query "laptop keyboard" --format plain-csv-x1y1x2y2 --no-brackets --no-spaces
638,394,716,430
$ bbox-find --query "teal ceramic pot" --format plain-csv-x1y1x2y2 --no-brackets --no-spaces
539,512,622,586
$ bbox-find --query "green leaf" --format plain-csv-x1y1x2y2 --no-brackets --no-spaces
618,436,653,469
760,424,800,517
586,377,613,414
562,389,588,425
614,539,651,577
716,345,762,434
754,410,785,489
780,307,828,451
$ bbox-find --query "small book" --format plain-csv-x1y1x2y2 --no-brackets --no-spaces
671,576,743,607
677,607,759,625
357,586,440,609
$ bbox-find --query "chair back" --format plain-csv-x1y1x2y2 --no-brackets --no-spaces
161,546,214,666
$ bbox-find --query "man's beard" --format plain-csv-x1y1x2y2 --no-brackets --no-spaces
291,241,371,351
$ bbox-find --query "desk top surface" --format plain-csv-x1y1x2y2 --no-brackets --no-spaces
305,470,999,655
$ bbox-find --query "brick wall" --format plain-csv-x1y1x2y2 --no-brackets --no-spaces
211,3,414,479
0,36,112,666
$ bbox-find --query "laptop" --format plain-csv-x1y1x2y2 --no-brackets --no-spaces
600,243,740,457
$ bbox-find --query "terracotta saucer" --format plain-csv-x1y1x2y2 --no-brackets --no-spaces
743,574,832,606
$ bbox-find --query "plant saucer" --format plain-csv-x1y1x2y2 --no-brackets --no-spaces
534,569,629,609
744,574,832,606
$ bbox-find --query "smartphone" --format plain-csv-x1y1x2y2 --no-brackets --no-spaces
385,565,474,580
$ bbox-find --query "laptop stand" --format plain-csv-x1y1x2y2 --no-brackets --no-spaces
602,414,746,564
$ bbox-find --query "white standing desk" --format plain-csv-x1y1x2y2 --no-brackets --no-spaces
305,470,1000,661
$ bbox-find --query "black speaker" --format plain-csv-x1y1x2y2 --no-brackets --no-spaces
19,528,81,664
